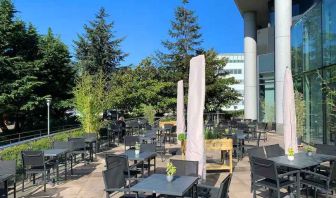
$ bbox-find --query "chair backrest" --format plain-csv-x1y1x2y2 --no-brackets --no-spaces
266,122,273,131
316,144,336,156
247,147,266,162
105,154,130,178
68,138,86,150
0,160,16,175
170,159,198,177
251,156,277,180
53,141,71,150
124,136,140,149
140,144,156,152
257,122,267,131
102,163,126,194
21,151,45,168
264,144,285,158
217,174,232,198
99,128,108,137
171,125,177,133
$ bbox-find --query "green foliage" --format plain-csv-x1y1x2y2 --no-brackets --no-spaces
0,0,75,130
177,133,186,141
156,3,240,112
288,148,295,156
305,145,314,153
204,128,219,140
74,7,128,75
0,129,84,167
141,104,156,126
166,162,177,176
73,71,112,132
109,58,175,115
295,90,306,137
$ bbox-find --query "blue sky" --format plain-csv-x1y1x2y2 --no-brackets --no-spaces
13,0,243,66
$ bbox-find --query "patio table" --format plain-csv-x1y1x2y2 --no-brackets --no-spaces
124,150,157,176
0,174,14,197
131,174,198,197
43,148,68,181
268,152,336,197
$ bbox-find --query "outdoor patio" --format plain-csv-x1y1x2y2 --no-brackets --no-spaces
14,133,285,198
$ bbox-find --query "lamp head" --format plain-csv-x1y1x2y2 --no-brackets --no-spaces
46,97,52,105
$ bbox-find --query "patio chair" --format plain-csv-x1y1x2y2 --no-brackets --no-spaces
84,133,98,160
256,122,267,142
315,144,336,156
301,161,336,198
170,159,198,177
264,144,285,158
233,130,244,161
99,127,110,150
156,133,167,162
21,151,55,192
247,147,266,192
124,136,140,151
197,174,232,198
103,163,148,198
68,138,88,167
140,144,156,173
251,156,299,198
52,141,72,177
105,154,140,178
0,160,16,198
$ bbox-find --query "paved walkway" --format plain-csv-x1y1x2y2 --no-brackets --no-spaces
15,133,285,198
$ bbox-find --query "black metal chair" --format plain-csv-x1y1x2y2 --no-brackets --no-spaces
156,133,167,162
251,156,299,198
170,159,198,177
102,163,148,198
99,127,110,150
247,147,266,192
84,133,98,160
105,154,140,179
197,174,232,198
233,130,244,161
301,160,336,198
0,160,16,198
68,138,88,169
264,144,285,158
140,144,156,173
21,151,54,192
124,136,140,151
316,144,336,156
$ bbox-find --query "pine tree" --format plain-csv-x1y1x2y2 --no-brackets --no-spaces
74,7,128,75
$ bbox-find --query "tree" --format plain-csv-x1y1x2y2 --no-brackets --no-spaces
157,1,240,112
109,57,175,115
74,7,128,75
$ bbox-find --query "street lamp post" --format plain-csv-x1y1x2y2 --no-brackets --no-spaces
46,97,52,136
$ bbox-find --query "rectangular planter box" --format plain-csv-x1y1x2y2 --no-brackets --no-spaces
205,138,233,173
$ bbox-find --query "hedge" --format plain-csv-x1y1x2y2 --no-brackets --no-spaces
0,129,85,168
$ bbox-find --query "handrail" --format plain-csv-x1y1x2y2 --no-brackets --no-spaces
0,124,80,146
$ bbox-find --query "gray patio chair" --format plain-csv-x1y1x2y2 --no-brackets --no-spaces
156,133,167,162
68,138,88,169
247,147,266,192
264,144,285,158
105,154,140,178
124,136,140,151
52,141,72,176
197,174,232,198
102,163,149,198
21,151,55,192
170,159,198,177
301,161,336,198
233,130,244,161
98,127,110,150
140,144,156,173
0,160,16,198
316,144,336,156
251,156,299,198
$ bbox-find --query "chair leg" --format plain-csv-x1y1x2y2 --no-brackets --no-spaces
22,173,25,192
13,181,16,198
43,172,46,192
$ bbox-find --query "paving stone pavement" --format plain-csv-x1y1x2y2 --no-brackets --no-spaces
13,133,289,198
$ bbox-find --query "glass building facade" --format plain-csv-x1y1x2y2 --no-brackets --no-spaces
291,0,336,144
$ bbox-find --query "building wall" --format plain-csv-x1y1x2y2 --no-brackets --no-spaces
218,53,245,111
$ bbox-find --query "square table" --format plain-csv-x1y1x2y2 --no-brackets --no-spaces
0,174,14,197
268,152,336,197
131,174,198,197
43,148,69,181
124,150,157,176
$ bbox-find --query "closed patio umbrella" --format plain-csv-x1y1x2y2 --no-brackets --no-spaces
186,55,206,179
176,80,185,141
283,67,298,154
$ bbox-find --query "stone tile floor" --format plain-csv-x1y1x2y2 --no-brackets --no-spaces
13,133,293,198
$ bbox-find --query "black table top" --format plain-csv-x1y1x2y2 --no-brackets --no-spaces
268,152,336,169
124,150,156,161
131,174,198,196
84,137,97,143
43,148,68,157
0,174,13,182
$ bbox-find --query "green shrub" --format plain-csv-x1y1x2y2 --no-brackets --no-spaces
177,133,186,141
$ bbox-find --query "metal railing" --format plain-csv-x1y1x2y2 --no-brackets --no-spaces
0,124,81,146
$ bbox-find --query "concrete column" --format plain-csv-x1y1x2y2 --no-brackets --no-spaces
275,0,292,133
243,12,257,120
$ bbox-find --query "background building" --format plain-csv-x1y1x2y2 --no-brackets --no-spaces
218,53,244,111
234,0,336,144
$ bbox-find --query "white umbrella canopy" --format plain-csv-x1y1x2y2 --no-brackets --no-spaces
186,55,206,179
176,80,185,141
283,68,298,154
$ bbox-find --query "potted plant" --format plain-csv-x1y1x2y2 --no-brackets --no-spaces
287,148,295,161
135,142,140,156
166,162,176,182
178,133,187,157
305,145,313,156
